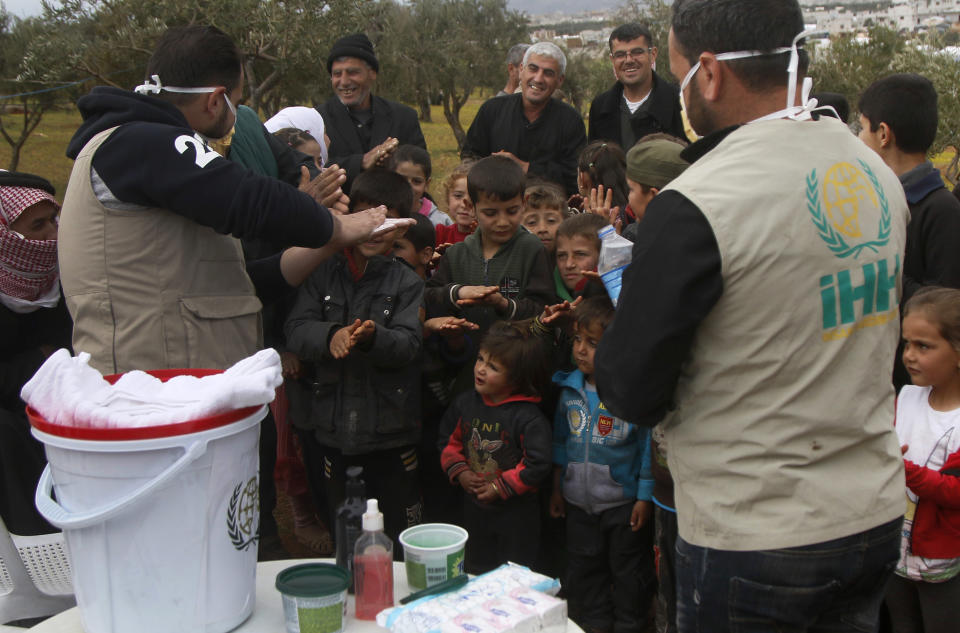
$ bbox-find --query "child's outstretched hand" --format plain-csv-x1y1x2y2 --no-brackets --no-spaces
456,471,485,495
457,285,508,310
541,296,583,326
549,490,566,518
424,316,479,337
630,500,652,531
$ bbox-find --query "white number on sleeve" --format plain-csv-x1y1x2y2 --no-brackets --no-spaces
174,134,221,168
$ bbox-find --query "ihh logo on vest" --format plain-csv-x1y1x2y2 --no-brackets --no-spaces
808,160,898,342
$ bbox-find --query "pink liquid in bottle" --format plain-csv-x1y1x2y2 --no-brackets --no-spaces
354,547,393,620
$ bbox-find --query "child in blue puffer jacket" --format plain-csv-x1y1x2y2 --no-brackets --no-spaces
549,295,656,633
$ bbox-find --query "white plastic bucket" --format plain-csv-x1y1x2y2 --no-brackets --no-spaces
29,368,266,633
398,523,468,591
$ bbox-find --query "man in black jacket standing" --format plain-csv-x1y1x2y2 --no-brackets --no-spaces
317,33,426,187
588,23,685,148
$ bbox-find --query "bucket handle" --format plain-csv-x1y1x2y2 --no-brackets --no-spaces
35,439,209,529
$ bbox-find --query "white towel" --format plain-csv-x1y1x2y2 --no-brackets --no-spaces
21,349,282,428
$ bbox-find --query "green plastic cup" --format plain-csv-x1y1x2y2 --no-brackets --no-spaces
398,523,468,591
276,563,350,633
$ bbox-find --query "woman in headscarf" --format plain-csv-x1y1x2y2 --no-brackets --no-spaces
0,170,72,535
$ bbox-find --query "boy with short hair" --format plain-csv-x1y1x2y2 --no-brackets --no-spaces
550,296,655,633
554,213,608,302
522,180,568,254
425,156,554,334
621,136,689,241
284,167,425,543
858,73,960,309
859,73,960,391
393,214,435,280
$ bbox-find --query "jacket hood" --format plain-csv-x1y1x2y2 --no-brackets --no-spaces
67,86,191,159
553,368,587,392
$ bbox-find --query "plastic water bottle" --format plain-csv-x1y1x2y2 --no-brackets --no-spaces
597,225,633,306
335,466,365,592
353,499,394,620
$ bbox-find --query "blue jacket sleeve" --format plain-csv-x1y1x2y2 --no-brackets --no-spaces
552,393,570,467
635,427,654,501
92,122,334,248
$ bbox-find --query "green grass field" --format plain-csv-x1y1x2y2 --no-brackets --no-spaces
0,99,484,210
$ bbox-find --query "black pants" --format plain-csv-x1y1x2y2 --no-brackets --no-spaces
296,429,422,550
885,572,960,633
0,408,53,535
463,494,539,574
566,503,656,633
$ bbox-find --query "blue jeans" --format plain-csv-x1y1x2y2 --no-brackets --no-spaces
675,518,901,633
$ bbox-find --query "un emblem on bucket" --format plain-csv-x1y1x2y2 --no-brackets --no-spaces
227,477,260,551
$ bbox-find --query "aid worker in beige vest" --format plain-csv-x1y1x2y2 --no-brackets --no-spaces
59,26,386,374
595,1,909,631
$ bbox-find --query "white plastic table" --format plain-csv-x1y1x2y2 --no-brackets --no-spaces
29,558,582,633
29,558,399,633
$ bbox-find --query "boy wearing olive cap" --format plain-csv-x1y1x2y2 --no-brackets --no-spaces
622,134,689,244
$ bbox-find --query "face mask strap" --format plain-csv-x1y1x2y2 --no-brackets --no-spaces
135,74,228,97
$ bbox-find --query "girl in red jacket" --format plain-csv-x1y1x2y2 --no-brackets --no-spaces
888,287,960,633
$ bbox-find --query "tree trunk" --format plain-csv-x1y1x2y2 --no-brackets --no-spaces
417,88,432,123
442,92,466,151
0,99,46,171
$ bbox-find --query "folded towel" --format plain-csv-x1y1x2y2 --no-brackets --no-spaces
22,349,282,428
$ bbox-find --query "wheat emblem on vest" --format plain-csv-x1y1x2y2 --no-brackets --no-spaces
807,160,890,259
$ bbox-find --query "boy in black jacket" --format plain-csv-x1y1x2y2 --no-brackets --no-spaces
285,169,425,543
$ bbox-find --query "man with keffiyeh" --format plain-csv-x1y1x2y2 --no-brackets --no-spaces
0,170,71,535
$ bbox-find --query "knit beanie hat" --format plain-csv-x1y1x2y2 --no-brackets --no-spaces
625,139,689,188
327,33,379,73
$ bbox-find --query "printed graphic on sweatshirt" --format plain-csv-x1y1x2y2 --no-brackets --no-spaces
499,277,520,299
468,427,504,479
566,400,588,437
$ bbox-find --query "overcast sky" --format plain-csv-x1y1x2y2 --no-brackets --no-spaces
5,0,620,19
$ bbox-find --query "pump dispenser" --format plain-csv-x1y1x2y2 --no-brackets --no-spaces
353,499,394,619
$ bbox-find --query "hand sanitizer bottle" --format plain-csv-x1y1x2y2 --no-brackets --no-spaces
353,499,394,620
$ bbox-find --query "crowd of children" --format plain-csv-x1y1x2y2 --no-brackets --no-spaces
265,117,959,633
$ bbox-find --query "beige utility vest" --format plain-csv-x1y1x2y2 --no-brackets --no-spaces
661,118,908,550
59,127,263,374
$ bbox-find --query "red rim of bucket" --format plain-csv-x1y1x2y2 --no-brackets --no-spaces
27,368,263,441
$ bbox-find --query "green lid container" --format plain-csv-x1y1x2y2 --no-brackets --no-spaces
276,563,351,633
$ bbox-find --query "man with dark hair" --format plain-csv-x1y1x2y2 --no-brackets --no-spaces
496,43,530,97
317,33,426,186
858,73,960,389
588,23,685,147
595,1,909,631
59,25,385,375
461,42,586,196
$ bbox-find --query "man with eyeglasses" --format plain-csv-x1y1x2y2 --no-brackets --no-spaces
59,25,386,375
461,41,585,196
595,1,908,631
588,23,685,149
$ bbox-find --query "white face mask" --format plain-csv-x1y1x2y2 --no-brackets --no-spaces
678,29,829,139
